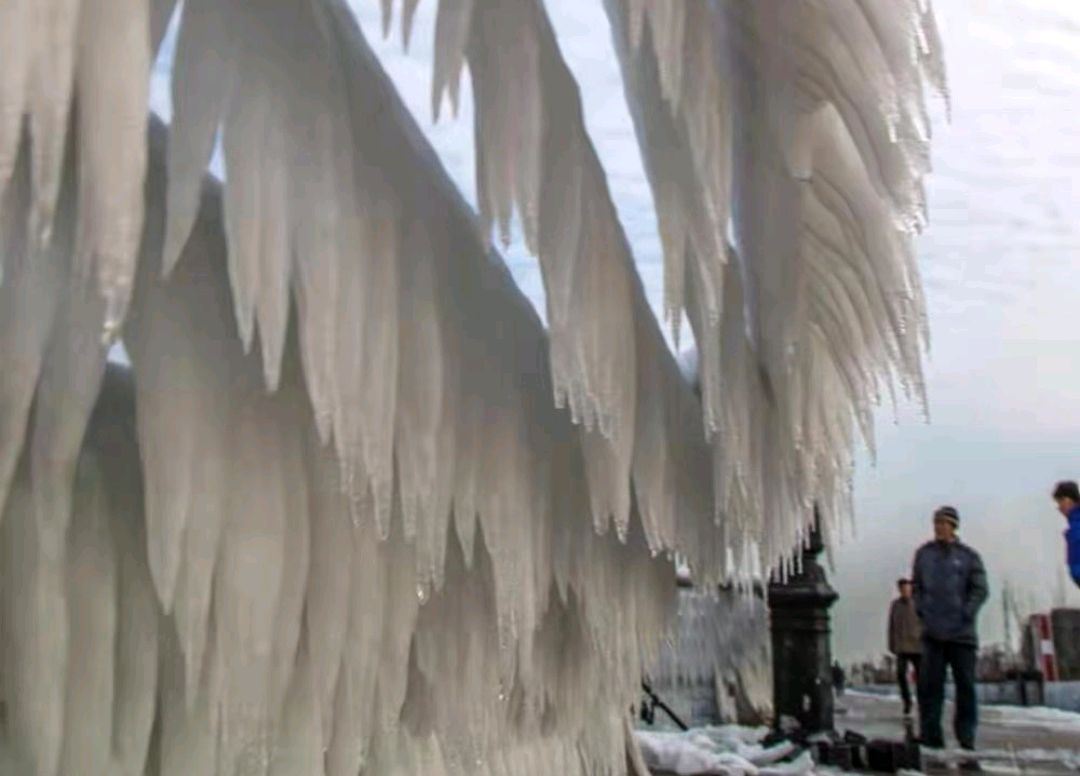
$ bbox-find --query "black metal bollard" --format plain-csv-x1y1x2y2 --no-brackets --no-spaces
767,515,839,735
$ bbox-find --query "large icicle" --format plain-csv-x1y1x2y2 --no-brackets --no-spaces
604,0,730,338
72,0,152,338
56,453,117,776
123,99,697,776
0,0,158,340
0,366,165,776
387,0,714,551
0,136,70,518
127,125,233,695
604,0,943,563
716,0,939,557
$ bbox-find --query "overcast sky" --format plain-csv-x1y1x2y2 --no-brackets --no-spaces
829,0,1080,658
154,0,1080,658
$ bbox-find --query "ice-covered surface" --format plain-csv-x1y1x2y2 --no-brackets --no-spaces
649,587,772,727
635,727,814,776
0,1,945,774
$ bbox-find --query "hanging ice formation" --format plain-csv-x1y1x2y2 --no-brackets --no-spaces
649,587,773,728
0,0,944,774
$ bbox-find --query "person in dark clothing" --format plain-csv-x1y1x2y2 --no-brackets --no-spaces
1052,481,1080,588
888,577,922,716
912,505,988,764
831,661,846,697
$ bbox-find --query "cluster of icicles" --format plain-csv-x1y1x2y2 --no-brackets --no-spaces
649,587,773,728
0,0,943,774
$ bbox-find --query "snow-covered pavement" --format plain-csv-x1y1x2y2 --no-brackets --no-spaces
838,691,1080,774
636,692,1080,775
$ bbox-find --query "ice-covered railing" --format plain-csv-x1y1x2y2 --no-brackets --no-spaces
0,2,709,773
603,0,946,560
0,108,683,776
375,0,944,566
604,0,950,556
0,0,944,774
380,0,719,546
0,0,945,585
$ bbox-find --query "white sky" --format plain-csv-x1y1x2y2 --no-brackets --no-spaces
153,0,1080,658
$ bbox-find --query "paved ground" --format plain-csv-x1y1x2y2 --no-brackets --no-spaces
836,691,1080,774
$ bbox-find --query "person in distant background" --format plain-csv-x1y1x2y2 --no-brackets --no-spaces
912,505,989,765
831,661,846,697
888,577,922,717
1052,481,1080,589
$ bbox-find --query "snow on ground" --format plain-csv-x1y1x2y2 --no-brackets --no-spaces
838,689,1080,773
635,726,813,776
979,703,1080,734
643,692,1080,775
972,747,1080,771
847,688,1080,734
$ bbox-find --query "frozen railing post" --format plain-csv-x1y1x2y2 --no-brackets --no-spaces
767,510,838,734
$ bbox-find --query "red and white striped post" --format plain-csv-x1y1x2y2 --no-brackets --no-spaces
1030,613,1058,682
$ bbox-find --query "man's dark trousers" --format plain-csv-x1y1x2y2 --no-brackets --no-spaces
917,637,977,748
896,653,921,713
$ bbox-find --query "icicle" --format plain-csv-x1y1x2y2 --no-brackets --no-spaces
267,638,323,776
211,397,288,772
57,456,118,776
220,90,267,355
431,0,475,121
150,0,179,54
326,513,386,776
26,0,82,249
0,0,32,200
429,0,649,445
99,368,161,776
401,0,422,50
376,522,421,731
253,113,292,392
603,0,729,334
303,446,354,747
1,475,68,776
72,0,151,339
169,396,230,708
649,587,772,725
161,0,234,277
29,275,110,568
0,137,69,518
158,622,218,776
268,396,311,718
111,535,161,776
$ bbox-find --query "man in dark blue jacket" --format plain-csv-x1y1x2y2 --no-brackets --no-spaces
1052,481,1080,588
911,505,988,761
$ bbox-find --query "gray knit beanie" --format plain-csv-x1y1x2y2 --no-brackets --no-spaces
934,505,960,528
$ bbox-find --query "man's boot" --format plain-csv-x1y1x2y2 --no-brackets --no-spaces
958,745,982,772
